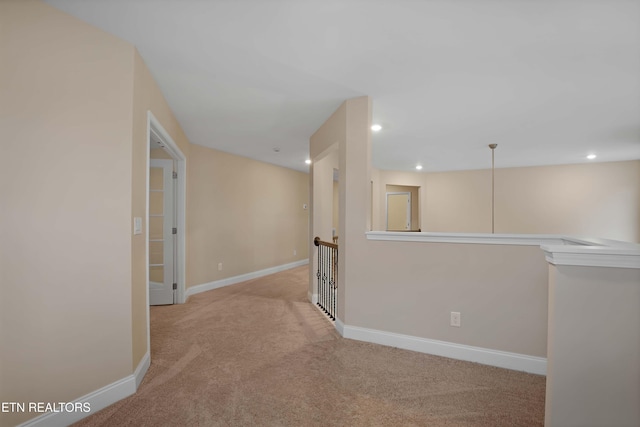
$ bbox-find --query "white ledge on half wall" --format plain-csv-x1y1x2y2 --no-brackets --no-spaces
541,245,640,269
367,231,583,246
366,231,640,269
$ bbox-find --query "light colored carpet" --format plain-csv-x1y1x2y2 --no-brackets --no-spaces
73,265,545,426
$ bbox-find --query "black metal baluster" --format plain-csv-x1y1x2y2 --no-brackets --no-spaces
322,245,327,314
323,245,328,315
319,244,323,312
318,244,321,310
333,246,337,319
329,245,333,319
314,237,337,322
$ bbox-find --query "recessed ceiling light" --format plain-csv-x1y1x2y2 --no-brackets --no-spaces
587,153,597,160
371,124,382,132
305,159,312,165
416,165,423,170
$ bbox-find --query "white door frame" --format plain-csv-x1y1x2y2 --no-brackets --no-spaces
146,111,187,346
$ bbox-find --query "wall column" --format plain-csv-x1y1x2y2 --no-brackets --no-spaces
543,246,640,427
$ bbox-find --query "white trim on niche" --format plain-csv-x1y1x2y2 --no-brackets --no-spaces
186,259,309,298
342,324,547,375
17,352,150,427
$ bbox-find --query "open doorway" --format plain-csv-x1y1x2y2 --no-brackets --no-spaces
385,184,420,231
148,156,175,304
146,112,186,308
386,192,411,230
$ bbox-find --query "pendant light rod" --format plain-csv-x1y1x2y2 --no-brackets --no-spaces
489,144,498,234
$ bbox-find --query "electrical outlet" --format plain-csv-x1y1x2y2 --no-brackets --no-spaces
293,249,297,256
218,262,223,271
450,312,461,327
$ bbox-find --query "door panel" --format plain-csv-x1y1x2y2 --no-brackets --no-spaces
149,266,164,284
149,159,175,305
149,241,164,265
149,191,164,215
148,217,164,240
387,192,411,231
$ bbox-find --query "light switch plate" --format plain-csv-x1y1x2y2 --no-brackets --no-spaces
133,217,142,235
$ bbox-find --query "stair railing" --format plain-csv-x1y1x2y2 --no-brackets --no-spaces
314,236,338,321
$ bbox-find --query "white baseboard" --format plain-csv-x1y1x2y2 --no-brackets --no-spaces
335,318,345,335
343,325,547,375
309,292,317,304
17,352,150,427
134,352,150,389
186,259,309,298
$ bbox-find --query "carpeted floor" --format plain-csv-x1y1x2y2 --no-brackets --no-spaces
73,265,546,426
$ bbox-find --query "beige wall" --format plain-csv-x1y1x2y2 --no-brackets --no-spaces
308,148,337,301
373,161,640,243
333,180,339,235
312,97,547,356
357,242,549,356
340,98,373,323
494,161,640,242
313,96,640,427
310,104,345,299
0,2,135,426
187,144,309,287
131,50,191,370
308,97,372,322
309,97,373,321
358,144,547,357
311,151,338,245
424,169,492,233
1,3,311,426
546,265,640,426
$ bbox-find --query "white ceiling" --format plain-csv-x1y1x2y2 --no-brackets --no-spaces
46,0,640,173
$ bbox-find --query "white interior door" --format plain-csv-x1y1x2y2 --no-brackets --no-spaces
149,159,175,305
386,192,411,231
